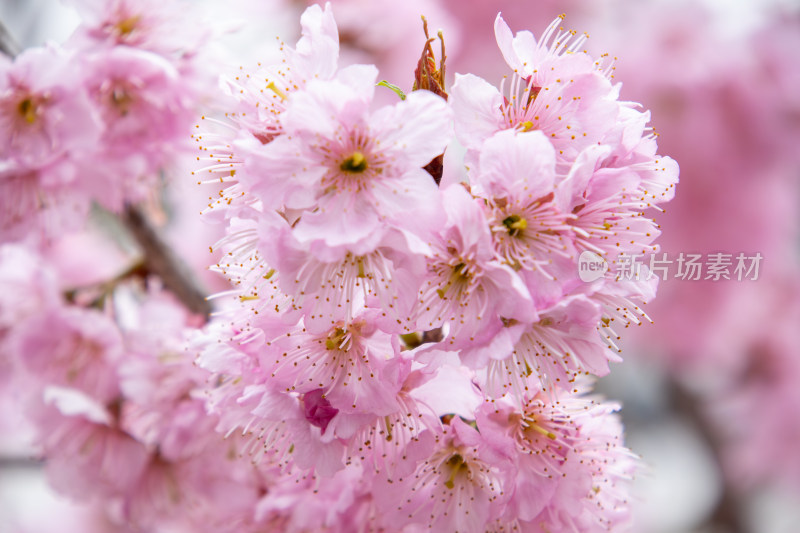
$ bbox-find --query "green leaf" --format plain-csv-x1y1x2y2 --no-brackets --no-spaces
376,80,406,100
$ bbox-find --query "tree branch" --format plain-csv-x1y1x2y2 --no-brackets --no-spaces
0,18,20,58
669,379,748,533
122,205,212,319
0,456,42,469
0,22,211,319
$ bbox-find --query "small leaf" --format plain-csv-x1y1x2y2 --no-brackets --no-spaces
376,80,406,100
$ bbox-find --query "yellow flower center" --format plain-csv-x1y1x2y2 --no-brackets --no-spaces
17,98,37,124
115,15,140,37
340,151,367,173
503,214,528,236
325,327,351,351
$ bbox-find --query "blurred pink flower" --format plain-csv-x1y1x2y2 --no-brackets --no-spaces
66,0,207,58
12,307,124,404
31,387,150,501
0,46,101,240
79,46,197,208
0,46,99,170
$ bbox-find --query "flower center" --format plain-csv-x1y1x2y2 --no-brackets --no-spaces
502,214,528,236
443,453,467,489
436,262,471,299
17,98,38,124
115,15,140,37
111,87,134,116
521,416,557,440
339,151,368,174
325,327,352,351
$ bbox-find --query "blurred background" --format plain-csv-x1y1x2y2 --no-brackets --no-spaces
1,0,799,532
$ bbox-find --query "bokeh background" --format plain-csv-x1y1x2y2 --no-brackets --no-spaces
1,0,799,532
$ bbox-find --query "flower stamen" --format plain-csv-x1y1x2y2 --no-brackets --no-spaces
265,81,287,101
443,453,467,489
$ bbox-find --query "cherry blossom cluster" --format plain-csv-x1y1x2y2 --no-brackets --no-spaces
0,0,207,242
0,1,680,531
0,244,271,532
189,4,677,531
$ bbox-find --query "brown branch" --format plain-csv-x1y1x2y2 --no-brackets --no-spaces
0,24,210,319
669,379,748,533
0,456,42,469
0,18,20,58
122,204,212,320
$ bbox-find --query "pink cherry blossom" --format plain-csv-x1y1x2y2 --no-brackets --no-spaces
415,185,535,367
470,129,577,282
195,3,341,222
484,294,620,397
449,13,677,283
195,322,349,477
12,306,124,404
267,219,430,330
244,70,451,243
215,2,339,145
477,382,637,532
328,354,439,475
255,461,376,532
263,309,402,416
66,0,207,59
79,46,198,209
375,417,507,533
0,46,101,240
0,46,100,171
30,387,150,501
0,4,685,530
450,22,617,170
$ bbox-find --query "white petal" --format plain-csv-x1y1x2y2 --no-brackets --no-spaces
476,129,556,197
450,73,504,148
336,63,379,101
494,13,523,72
292,3,340,79
43,386,112,426
371,89,453,167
